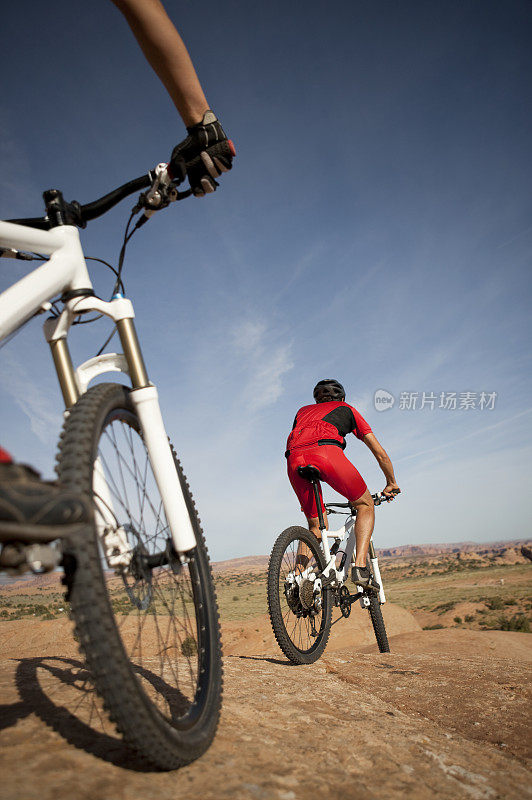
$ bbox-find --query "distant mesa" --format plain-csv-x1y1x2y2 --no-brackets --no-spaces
521,545,532,562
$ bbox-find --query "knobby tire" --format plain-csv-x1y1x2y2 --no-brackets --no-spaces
56,382,222,770
267,526,332,664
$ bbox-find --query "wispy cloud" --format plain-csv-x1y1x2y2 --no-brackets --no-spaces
1,352,59,445
232,319,293,410
395,408,532,465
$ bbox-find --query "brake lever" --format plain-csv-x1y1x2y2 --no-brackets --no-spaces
133,163,192,220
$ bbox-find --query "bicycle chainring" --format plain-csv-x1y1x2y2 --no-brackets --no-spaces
338,585,351,618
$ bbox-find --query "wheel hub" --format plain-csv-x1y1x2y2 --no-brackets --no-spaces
120,525,153,611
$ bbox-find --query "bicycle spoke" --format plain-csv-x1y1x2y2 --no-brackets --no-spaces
94,413,203,720
276,534,327,654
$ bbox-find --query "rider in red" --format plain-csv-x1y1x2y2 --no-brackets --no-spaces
286,379,400,588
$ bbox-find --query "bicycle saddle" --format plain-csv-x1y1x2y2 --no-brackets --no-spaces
297,465,322,482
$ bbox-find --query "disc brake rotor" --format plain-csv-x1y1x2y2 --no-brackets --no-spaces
121,526,153,611
284,581,300,613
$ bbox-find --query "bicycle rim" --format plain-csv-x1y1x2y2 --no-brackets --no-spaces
268,527,332,663
95,406,204,719
57,383,221,768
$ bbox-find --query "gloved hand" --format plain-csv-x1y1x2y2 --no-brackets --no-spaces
169,110,235,197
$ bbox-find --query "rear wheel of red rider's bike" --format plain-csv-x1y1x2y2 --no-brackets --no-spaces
268,526,332,664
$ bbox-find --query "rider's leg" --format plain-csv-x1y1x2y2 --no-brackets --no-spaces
287,452,325,570
295,509,328,571
307,511,328,541
315,448,377,582
350,489,375,567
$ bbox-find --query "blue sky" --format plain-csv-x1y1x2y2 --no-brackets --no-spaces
1,0,531,560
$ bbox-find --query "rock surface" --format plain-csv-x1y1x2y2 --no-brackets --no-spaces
1,611,531,800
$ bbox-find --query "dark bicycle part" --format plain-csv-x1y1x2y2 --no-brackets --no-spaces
284,580,300,614
8,175,149,230
334,585,366,618
268,526,332,665
324,492,384,514
122,532,153,612
368,594,390,653
57,382,222,769
329,540,340,556
7,169,192,231
296,465,327,530
0,247,37,260
338,585,352,618
82,175,151,222
120,531,179,612
299,578,317,611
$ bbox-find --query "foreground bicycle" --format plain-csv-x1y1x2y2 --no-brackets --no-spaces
0,162,224,769
268,464,392,664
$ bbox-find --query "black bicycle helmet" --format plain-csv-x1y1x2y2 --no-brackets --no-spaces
313,379,346,403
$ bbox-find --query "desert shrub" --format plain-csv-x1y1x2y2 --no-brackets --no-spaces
493,615,530,633
465,614,475,622
232,595,239,601
486,596,504,610
504,598,517,606
181,636,198,657
423,624,445,630
433,600,456,615
453,616,462,624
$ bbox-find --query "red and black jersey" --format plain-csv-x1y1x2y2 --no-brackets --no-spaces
285,401,372,456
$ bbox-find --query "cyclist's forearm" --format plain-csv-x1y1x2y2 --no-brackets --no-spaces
375,451,397,485
111,0,209,126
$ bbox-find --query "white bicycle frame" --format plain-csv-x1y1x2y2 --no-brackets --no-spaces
291,511,386,607
0,220,197,560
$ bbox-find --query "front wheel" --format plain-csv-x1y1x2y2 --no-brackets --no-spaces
56,382,222,769
367,585,390,653
267,526,332,664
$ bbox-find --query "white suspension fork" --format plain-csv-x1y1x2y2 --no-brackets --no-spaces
370,556,386,604
130,385,196,553
46,294,198,558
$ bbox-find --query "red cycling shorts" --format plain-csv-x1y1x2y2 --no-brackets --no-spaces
287,444,367,518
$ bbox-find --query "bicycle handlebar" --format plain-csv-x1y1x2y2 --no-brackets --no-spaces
79,174,152,222
325,492,395,512
6,165,190,230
